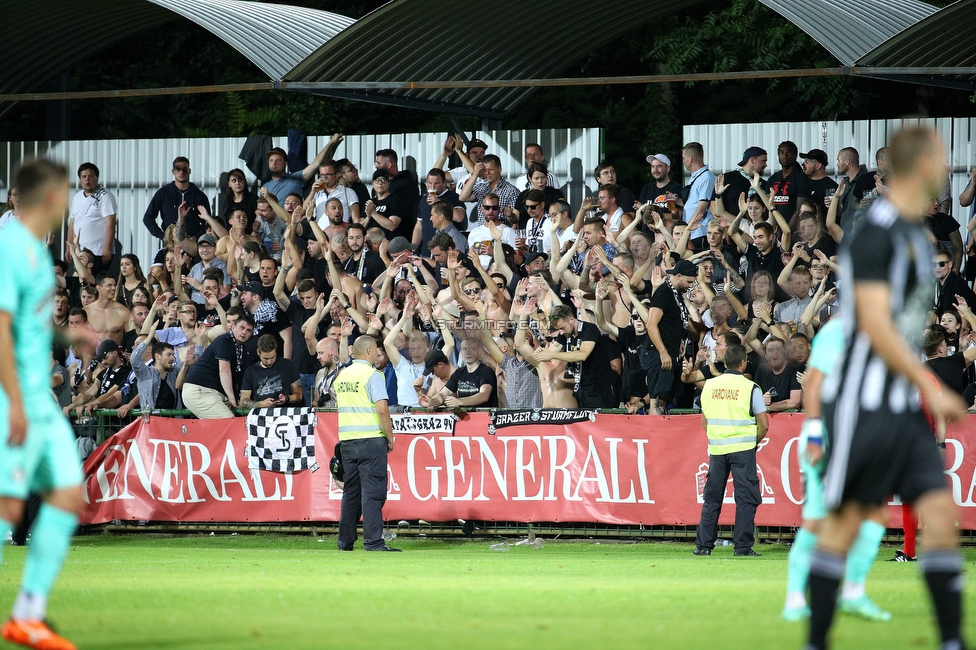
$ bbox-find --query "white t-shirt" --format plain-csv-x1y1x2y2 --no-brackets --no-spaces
313,184,359,224
604,207,624,232
514,171,559,192
394,355,424,406
70,187,117,255
0,210,17,230
467,223,516,269
448,165,478,227
541,220,577,254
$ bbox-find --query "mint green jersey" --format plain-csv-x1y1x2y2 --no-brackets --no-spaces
0,219,57,405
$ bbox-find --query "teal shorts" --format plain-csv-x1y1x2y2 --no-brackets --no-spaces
800,455,827,521
0,397,84,499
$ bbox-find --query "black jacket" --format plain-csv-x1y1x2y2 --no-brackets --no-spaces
143,182,210,240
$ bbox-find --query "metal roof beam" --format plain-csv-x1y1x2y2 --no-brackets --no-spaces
290,87,504,120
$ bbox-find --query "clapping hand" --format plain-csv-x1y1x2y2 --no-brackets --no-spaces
714,174,727,196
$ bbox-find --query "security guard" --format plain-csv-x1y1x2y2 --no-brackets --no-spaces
694,343,769,556
335,335,399,552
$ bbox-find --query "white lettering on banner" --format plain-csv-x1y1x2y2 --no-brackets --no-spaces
443,438,472,501
607,438,636,503
407,436,439,501
634,439,655,504
499,436,545,501
476,437,508,501
391,413,458,435
780,437,803,506
572,437,611,502
944,440,976,506
545,436,577,501
91,436,296,504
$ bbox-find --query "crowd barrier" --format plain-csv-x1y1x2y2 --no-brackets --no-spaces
80,412,976,530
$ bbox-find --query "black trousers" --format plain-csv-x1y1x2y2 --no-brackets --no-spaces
338,437,389,550
695,448,761,552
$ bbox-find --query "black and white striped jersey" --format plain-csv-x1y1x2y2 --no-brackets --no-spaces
821,199,934,415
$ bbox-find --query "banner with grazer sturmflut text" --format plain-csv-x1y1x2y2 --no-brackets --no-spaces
81,413,976,529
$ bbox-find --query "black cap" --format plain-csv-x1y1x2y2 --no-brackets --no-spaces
94,339,120,363
521,251,549,268
738,146,768,167
372,169,390,181
265,146,287,159
666,259,698,278
240,281,267,299
467,138,489,152
799,149,828,167
423,349,449,374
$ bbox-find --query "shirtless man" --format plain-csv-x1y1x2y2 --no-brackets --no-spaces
513,297,576,407
216,208,258,264
85,271,131,344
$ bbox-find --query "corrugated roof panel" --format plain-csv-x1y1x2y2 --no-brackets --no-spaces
148,0,355,80
285,0,703,114
858,0,976,67
0,0,176,95
759,0,936,66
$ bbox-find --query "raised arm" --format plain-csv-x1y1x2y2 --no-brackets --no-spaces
825,178,845,243
302,134,343,180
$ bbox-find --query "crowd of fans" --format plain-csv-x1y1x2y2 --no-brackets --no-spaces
6,133,976,430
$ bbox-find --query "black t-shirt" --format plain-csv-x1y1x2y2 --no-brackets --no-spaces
767,166,809,220
638,180,683,208
372,194,414,241
286,299,328,375
446,363,498,407
742,243,785,283
754,363,801,403
927,212,959,246
240,357,301,403
387,169,420,219
100,362,134,396
222,194,258,234
803,177,839,212
344,250,386,286
120,329,140,355
557,321,616,408
155,378,177,410
647,282,685,356
418,189,464,253
797,235,837,267
925,352,967,397
184,332,255,395
713,171,764,216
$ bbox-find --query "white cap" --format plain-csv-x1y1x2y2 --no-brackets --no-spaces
645,153,671,167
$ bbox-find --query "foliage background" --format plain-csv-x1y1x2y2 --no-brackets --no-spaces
3,0,972,190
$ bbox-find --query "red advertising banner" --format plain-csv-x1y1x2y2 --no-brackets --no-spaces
81,413,976,529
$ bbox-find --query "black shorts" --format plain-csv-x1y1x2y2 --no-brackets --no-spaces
640,348,677,402
821,404,946,510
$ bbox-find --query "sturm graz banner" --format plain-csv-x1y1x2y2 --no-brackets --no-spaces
487,408,598,434
245,408,319,473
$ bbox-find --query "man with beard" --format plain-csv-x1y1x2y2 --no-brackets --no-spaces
316,197,349,241
767,141,808,220
263,136,342,206
121,319,180,416
343,224,385,286
639,154,683,213
374,148,420,218
310,160,360,224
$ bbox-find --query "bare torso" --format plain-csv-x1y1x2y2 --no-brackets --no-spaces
87,299,131,344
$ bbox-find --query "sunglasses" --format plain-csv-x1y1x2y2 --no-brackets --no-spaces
464,288,481,295
524,203,541,209
481,204,499,210
933,261,950,268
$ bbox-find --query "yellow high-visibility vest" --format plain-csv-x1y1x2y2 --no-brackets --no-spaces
700,371,759,455
335,360,384,441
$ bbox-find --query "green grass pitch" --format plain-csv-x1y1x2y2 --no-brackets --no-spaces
0,535,974,649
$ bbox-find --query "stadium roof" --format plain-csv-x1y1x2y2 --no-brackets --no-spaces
4,0,976,120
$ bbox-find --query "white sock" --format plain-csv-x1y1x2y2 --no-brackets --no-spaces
11,592,46,621
785,591,807,609
840,582,865,601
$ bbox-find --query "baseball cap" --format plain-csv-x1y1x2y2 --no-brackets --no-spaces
265,146,287,159
799,149,829,167
467,138,488,152
738,146,768,167
645,153,671,167
197,233,217,247
371,169,390,182
441,302,460,318
423,349,449,374
521,251,549,268
94,339,120,363
666,259,698,278
388,236,418,256
240,280,266,299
